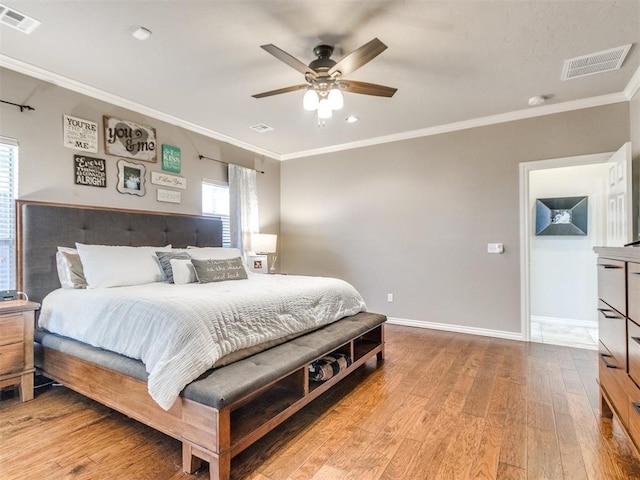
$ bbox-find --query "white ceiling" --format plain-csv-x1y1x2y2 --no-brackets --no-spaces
0,1,639,160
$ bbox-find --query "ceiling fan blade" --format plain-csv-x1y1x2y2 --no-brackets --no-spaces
339,80,397,97
328,38,388,77
252,84,308,99
260,44,318,78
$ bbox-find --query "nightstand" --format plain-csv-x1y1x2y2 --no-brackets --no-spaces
0,300,40,402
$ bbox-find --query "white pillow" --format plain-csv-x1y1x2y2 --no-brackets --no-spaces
186,247,243,260
75,243,171,288
170,258,197,284
55,247,87,289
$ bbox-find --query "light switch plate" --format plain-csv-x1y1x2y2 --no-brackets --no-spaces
487,243,504,254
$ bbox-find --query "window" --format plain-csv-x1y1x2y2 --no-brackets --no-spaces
202,180,230,247
0,138,18,290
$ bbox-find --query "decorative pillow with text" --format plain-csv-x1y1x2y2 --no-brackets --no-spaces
191,257,248,283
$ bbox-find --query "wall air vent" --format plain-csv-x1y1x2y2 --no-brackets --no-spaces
0,3,41,34
250,124,274,133
562,44,632,80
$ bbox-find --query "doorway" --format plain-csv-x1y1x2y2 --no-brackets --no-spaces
519,144,632,349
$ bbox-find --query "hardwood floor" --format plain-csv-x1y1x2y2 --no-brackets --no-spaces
2,324,640,479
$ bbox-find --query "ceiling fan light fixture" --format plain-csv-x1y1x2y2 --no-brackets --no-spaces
317,98,333,119
328,88,343,110
303,89,319,111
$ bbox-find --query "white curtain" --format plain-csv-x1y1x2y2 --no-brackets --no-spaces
228,164,259,258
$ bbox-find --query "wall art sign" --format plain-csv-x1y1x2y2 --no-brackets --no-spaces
63,114,98,153
74,155,106,188
104,116,157,162
535,196,588,236
151,171,187,189
161,144,181,173
156,188,182,204
116,159,146,196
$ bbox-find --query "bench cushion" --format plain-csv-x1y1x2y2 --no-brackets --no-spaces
35,311,386,409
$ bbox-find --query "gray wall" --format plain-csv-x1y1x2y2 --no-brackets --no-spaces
280,103,630,334
0,67,280,233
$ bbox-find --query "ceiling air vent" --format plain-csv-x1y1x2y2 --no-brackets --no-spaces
562,44,632,80
0,3,41,34
250,124,274,133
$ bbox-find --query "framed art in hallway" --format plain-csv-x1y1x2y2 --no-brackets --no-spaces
535,196,588,236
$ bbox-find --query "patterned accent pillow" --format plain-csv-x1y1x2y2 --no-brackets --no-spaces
191,257,248,283
156,251,191,283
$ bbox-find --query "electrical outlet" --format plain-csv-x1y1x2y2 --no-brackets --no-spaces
387,293,394,302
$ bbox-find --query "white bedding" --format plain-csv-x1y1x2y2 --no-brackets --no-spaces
39,273,366,410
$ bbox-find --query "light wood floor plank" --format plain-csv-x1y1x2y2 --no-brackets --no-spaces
2,325,640,479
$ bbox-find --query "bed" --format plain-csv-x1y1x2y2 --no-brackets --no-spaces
17,200,386,480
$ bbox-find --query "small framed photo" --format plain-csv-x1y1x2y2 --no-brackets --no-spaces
116,159,146,196
248,254,268,273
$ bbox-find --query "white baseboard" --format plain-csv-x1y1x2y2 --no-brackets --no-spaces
386,317,524,342
531,316,597,328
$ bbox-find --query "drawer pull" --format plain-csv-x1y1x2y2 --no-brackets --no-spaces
632,272,640,276
633,337,640,346
600,353,618,369
600,264,623,269
597,308,620,319
633,403,640,415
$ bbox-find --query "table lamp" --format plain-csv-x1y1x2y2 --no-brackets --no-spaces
251,233,278,274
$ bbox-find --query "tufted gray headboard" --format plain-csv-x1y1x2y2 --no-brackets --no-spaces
17,201,223,304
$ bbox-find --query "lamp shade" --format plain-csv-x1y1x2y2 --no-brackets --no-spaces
317,98,333,119
303,89,319,111
252,233,277,253
328,88,343,110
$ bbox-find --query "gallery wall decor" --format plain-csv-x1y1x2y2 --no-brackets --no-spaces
162,144,181,173
74,155,106,187
151,171,187,189
535,196,588,236
104,116,157,162
116,159,146,196
64,114,98,153
156,188,181,204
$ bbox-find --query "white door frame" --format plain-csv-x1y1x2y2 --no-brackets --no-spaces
519,151,613,341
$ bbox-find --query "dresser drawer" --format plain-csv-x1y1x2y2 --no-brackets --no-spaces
629,319,640,387
599,341,629,426
599,299,626,366
629,262,640,324
627,388,640,451
0,313,25,346
598,258,626,315
0,342,24,374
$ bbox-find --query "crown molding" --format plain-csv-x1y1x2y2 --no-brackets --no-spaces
2,54,635,162
279,92,628,160
624,64,640,100
0,55,281,160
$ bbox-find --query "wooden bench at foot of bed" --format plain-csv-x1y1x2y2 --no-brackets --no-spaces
35,312,386,480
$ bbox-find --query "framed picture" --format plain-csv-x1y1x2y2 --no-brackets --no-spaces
64,114,98,153
247,254,268,274
116,159,146,196
535,196,588,236
151,171,187,189
104,116,157,162
162,144,181,173
74,155,106,187
156,188,181,204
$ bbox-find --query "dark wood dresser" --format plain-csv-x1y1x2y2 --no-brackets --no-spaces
595,246,640,451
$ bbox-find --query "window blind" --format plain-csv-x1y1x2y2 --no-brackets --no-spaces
202,180,230,247
0,139,18,290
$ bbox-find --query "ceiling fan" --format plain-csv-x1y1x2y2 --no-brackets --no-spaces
252,38,397,119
